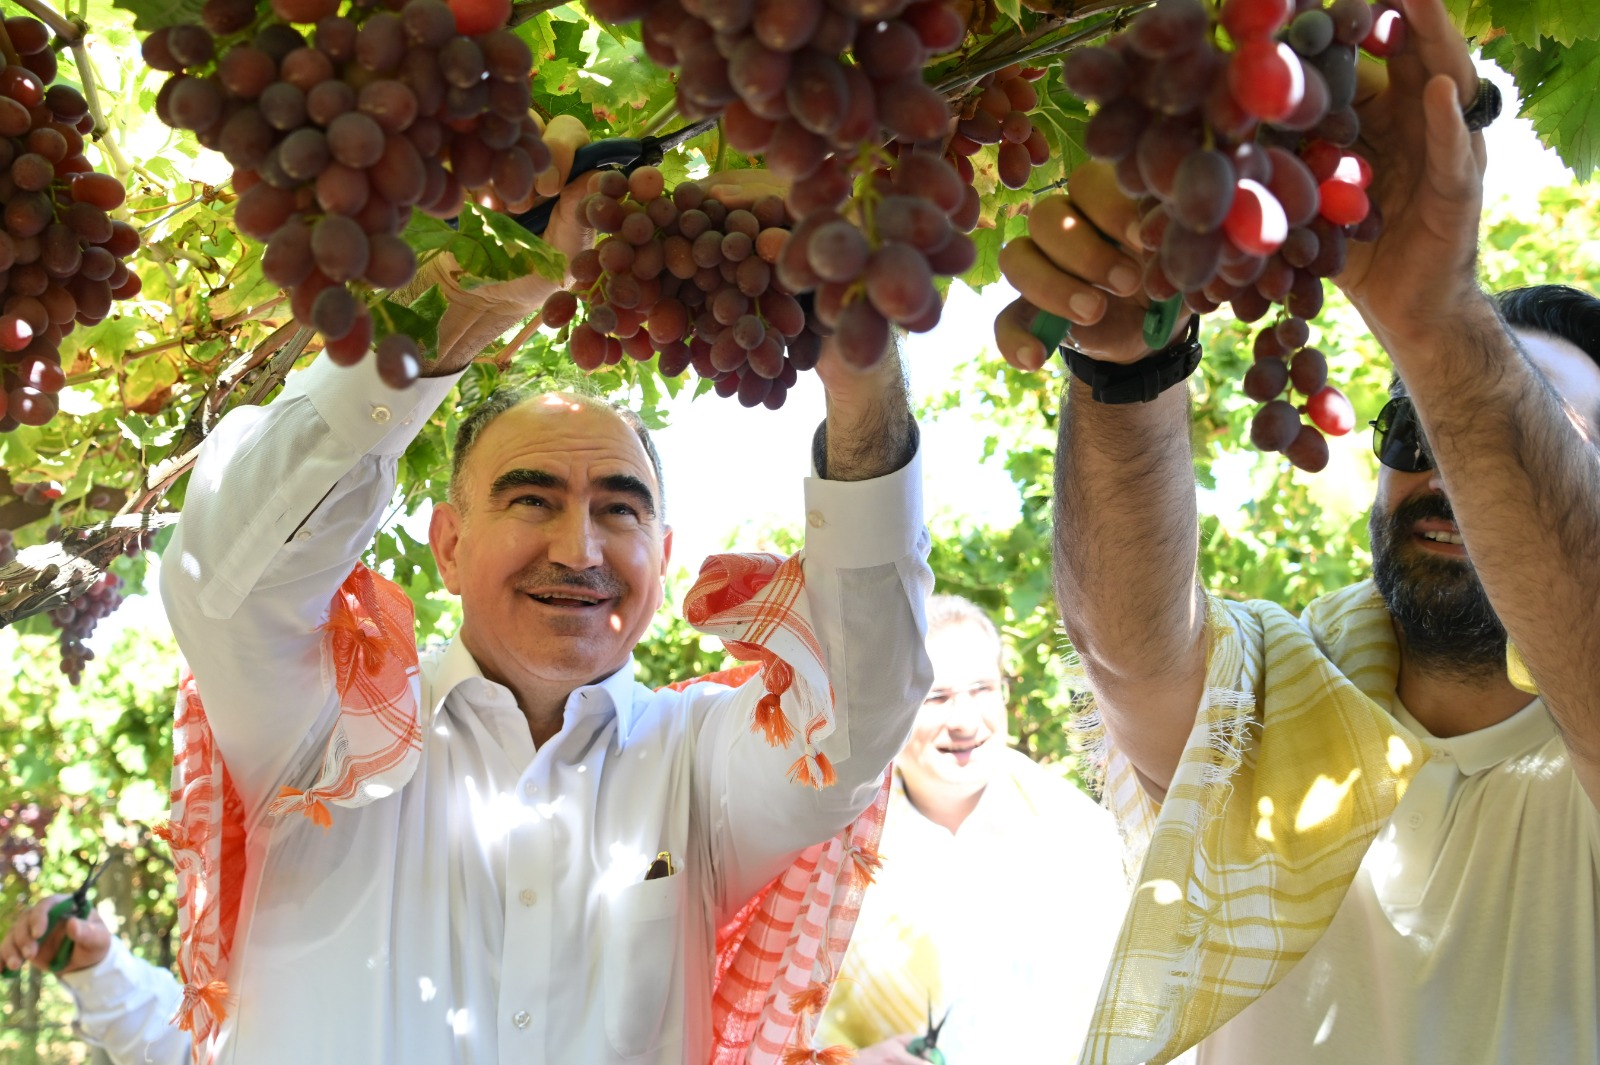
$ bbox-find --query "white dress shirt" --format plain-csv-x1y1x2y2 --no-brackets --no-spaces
159,354,933,1065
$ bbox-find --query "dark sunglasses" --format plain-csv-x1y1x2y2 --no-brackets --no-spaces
1370,397,1434,473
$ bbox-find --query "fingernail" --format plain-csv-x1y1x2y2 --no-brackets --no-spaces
1070,291,1104,319
1126,220,1145,249
1108,264,1140,295
1022,339,1047,368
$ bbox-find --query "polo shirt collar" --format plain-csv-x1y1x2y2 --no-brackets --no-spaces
1392,695,1554,777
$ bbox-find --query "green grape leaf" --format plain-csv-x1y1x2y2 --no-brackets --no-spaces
450,203,567,288
1483,35,1600,178
109,0,204,31
372,285,448,357
1484,0,1600,47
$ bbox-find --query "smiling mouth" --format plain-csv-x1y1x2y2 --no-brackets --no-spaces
525,591,611,608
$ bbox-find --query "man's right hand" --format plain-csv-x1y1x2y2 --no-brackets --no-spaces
994,161,1191,371
1,894,111,975
853,1034,929,1065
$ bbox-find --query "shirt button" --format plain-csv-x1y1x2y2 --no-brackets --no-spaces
1407,812,1425,829
293,529,312,541
370,404,391,423
519,889,537,907
513,1010,531,1030
522,781,537,798
806,509,824,529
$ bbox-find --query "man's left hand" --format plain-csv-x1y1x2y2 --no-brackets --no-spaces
1336,0,1487,351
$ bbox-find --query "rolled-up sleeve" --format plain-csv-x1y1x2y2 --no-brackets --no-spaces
701,444,934,914
160,356,459,815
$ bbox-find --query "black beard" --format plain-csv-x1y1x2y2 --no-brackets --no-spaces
1368,493,1507,679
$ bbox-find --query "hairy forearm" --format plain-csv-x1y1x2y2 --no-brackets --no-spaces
817,361,916,481
1055,378,1207,778
1398,297,1600,756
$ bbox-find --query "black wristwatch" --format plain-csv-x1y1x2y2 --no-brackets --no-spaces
1059,314,1203,404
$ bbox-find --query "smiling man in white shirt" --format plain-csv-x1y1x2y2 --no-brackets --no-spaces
152,143,934,1064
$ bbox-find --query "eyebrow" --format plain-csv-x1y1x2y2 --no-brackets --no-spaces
488,468,657,519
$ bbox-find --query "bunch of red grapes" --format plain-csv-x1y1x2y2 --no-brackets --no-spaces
1065,0,1406,471
583,0,1004,369
142,0,545,386
0,15,142,433
48,569,122,685
540,166,827,410
950,64,1051,190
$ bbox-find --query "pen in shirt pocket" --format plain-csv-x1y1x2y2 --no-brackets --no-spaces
645,851,674,880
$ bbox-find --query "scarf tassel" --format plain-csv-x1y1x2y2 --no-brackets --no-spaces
266,786,333,829
173,979,231,1032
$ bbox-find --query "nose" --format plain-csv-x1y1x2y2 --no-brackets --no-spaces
942,694,984,737
1427,468,1448,495
546,507,603,571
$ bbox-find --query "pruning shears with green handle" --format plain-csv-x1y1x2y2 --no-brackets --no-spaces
2,856,107,977
906,1000,952,1064
1029,294,1184,359
510,116,718,237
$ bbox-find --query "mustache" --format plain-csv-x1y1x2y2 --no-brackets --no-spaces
1389,493,1457,530
516,567,628,598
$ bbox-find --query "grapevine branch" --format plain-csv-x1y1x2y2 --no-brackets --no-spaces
934,6,1129,96
0,513,177,629
0,326,312,628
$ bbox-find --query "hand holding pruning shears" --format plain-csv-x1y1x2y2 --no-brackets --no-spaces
2,858,110,977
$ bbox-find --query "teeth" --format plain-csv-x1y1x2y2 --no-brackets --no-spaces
1422,531,1464,545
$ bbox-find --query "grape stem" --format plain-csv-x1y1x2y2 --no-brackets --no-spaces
0,20,19,66
70,38,134,180
492,311,547,370
638,100,680,138
934,10,1126,96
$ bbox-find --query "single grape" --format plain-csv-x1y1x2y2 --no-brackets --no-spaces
1289,347,1328,394
375,333,421,388
1306,384,1355,435
1250,399,1302,452
1285,423,1330,471
1243,356,1290,401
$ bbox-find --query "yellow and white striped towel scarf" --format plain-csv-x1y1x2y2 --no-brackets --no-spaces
1075,580,1435,1065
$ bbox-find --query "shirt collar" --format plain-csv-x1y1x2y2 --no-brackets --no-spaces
1392,696,1556,776
425,636,643,734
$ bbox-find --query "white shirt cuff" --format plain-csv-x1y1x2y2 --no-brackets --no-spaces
56,937,154,1014
285,351,464,457
802,444,925,569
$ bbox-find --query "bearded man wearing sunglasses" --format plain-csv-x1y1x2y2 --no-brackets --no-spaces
988,2,1600,1063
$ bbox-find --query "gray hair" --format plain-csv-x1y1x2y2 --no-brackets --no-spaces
448,387,666,521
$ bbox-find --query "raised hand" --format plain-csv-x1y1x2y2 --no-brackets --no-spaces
994,161,1189,371
426,114,594,373
1337,0,1486,348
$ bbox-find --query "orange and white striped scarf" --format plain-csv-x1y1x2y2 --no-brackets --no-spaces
160,554,882,1065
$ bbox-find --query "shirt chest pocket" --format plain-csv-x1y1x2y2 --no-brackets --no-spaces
603,873,687,1059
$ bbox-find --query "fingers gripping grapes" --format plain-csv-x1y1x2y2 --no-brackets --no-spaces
1009,0,1417,471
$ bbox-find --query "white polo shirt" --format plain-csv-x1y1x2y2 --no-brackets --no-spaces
1199,696,1600,1062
